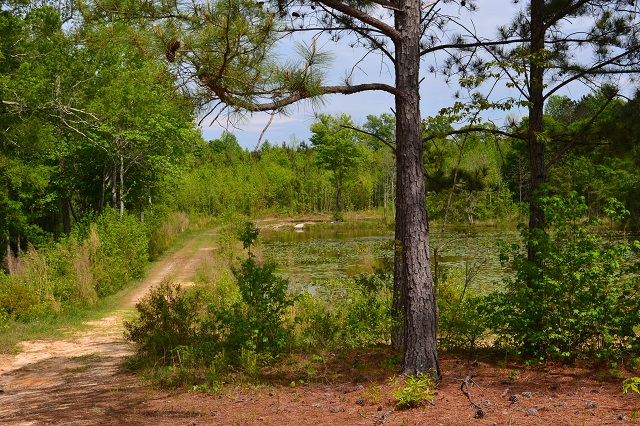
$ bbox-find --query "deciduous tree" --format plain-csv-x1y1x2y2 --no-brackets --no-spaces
310,113,362,218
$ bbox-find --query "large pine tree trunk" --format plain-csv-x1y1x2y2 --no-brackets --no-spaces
392,182,405,350
528,0,546,263
396,0,440,378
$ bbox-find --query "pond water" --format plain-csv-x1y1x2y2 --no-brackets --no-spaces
261,223,520,293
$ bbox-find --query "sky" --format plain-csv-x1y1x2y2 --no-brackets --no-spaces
199,0,595,150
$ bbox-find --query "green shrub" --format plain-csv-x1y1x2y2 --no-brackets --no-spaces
190,222,298,368
293,269,393,349
623,377,640,395
437,270,489,352
91,211,149,296
0,277,44,319
391,373,437,409
292,292,342,350
203,225,295,360
148,210,189,259
124,281,202,364
0,210,180,327
486,192,640,360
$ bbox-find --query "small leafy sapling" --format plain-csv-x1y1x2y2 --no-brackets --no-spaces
237,221,259,255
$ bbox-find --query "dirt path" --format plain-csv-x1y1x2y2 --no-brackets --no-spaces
0,229,218,425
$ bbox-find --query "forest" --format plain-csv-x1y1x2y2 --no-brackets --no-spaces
3,0,640,390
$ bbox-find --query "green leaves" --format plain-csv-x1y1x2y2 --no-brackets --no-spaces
206,224,296,359
310,113,364,215
391,373,437,409
488,192,640,360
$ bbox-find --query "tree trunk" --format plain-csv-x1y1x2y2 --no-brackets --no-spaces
62,198,71,236
396,0,440,378
59,159,72,236
112,159,117,211
119,152,125,217
528,0,546,263
391,179,405,350
99,164,107,214
5,229,15,275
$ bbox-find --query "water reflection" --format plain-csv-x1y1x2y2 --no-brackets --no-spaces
261,224,520,293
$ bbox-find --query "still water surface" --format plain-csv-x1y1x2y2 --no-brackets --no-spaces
261,224,520,293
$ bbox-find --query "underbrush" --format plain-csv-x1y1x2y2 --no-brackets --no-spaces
0,210,189,350
123,221,485,389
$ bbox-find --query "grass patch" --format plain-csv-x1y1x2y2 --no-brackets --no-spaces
0,223,204,354
71,352,102,362
0,288,136,354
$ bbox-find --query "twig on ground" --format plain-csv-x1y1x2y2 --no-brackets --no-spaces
459,371,483,410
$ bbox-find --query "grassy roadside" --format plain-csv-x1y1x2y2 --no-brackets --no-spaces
0,227,204,355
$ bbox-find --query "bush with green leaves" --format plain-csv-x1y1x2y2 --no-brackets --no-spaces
90,211,150,296
486,192,640,360
437,270,489,352
124,281,203,364
293,268,393,349
391,373,437,409
201,222,296,361
0,210,158,323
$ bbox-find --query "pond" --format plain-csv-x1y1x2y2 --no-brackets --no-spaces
261,222,520,294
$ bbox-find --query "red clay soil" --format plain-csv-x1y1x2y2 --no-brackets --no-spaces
3,339,640,426
118,352,640,426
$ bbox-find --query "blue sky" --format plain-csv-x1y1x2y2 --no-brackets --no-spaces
200,0,595,149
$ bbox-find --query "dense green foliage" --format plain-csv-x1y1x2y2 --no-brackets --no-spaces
125,222,297,373
171,130,390,218
310,113,364,219
1,1,200,260
293,270,394,350
123,224,395,380
0,211,151,320
124,281,201,364
486,193,640,360
205,222,296,358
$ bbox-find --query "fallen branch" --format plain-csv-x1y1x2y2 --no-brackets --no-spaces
459,371,486,418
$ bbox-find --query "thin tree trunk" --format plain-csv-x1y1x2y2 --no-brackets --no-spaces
119,152,125,217
62,198,71,236
112,158,117,211
396,0,439,378
383,172,388,218
100,164,107,214
5,229,15,275
59,159,72,236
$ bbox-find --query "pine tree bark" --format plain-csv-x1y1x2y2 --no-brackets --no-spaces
396,0,440,378
391,181,405,350
528,0,546,264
